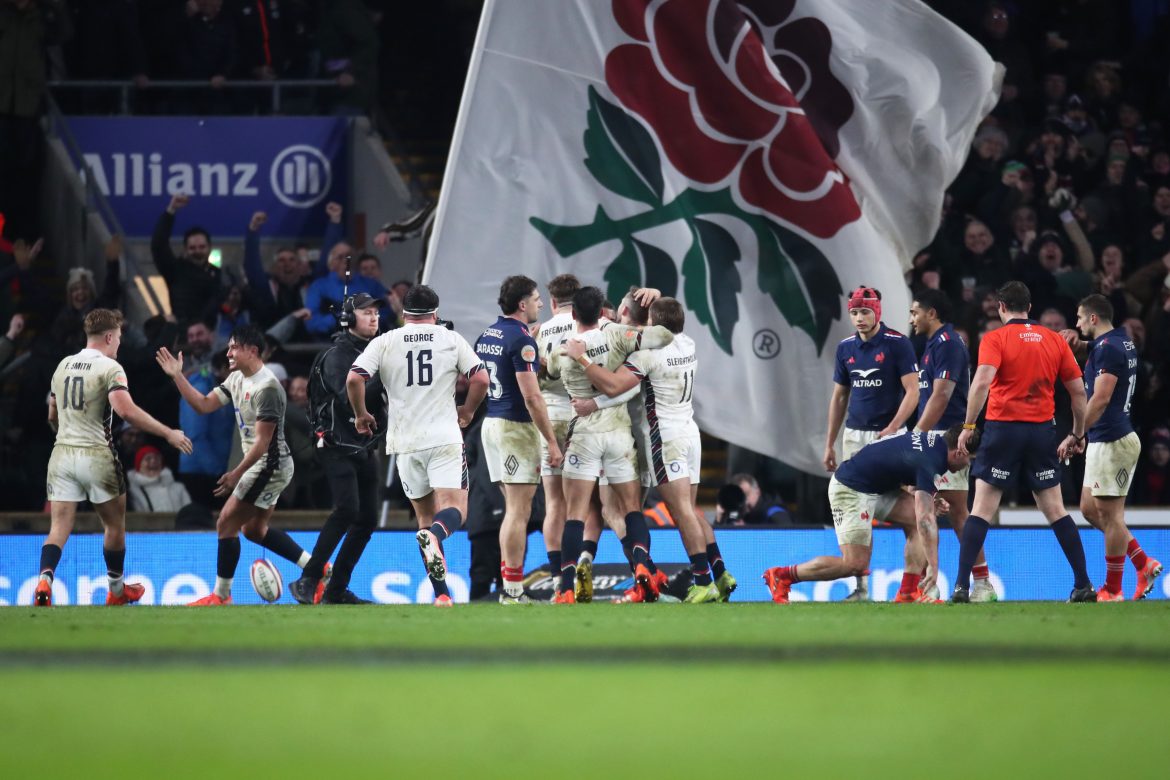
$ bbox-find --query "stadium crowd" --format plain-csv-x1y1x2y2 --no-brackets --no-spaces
1,0,1170,524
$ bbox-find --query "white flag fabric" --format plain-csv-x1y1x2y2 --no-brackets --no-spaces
425,0,999,474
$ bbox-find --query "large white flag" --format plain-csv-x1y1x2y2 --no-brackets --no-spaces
425,0,999,473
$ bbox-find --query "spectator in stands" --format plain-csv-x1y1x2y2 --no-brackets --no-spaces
0,311,22,370
0,0,67,241
715,474,792,526
206,283,251,351
304,205,389,338
49,236,124,355
283,374,325,508
243,210,314,337
66,0,150,112
356,252,403,325
0,236,54,331
151,194,224,324
182,320,215,377
1132,431,1170,505
128,444,192,513
177,349,233,508
176,0,236,111
1038,307,1067,332
319,0,381,115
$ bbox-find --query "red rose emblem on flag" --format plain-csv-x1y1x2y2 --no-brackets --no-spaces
607,0,860,238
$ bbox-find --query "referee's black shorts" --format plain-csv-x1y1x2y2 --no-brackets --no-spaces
972,420,1061,491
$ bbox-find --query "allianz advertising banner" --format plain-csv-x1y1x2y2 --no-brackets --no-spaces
0,529,1166,605
66,117,349,237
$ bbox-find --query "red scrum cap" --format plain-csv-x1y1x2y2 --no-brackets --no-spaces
847,286,882,321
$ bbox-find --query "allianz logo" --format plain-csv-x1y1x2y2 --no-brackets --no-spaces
79,144,332,209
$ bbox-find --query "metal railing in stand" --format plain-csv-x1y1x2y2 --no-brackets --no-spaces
43,94,165,316
48,79,341,115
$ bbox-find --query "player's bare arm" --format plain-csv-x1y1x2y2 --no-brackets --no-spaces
914,488,940,589
1059,328,1088,360
214,418,275,497
1058,376,1089,460
346,369,377,435
824,383,849,471
880,372,920,437
47,395,58,433
155,347,224,415
110,389,194,454
457,368,489,428
915,377,956,433
959,364,997,455
516,371,563,466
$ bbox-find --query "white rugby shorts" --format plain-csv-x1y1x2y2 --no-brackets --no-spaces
540,419,572,478
562,428,638,484
1084,432,1140,498
828,475,878,548
481,417,541,484
46,445,125,504
643,431,702,487
234,454,294,509
397,443,467,500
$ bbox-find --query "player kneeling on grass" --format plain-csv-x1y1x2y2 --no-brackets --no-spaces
157,326,319,605
37,309,193,606
764,425,976,603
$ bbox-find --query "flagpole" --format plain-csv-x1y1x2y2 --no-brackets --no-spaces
422,0,500,285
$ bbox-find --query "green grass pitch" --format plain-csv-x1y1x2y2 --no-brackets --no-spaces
2,602,1167,778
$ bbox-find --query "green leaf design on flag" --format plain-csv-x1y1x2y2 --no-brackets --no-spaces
602,237,679,306
756,219,842,351
603,238,641,304
633,237,678,298
584,86,664,206
683,218,741,353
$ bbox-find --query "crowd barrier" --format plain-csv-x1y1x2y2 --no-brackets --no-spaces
2,528,1167,605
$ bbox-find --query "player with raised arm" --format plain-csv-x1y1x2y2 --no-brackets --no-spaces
565,297,724,603
763,425,973,603
36,309,193,606
535,274,581,598
347,285,488,606
952,281,1094,603
909,289,996,602
475,275,563,603
156,325,315,605
1063,294,1162,600
824,286,919,600
546,286,674,603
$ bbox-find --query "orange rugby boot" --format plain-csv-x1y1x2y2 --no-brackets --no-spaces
106,582,145,606
635,564,660,603
34,579,52,607
1134,558,1162,600
188,593,232,606
434,594,454,607
893,589,922,603
552,590,576,604
762,567,793,604
314,562,333,605
1096,586,1125,602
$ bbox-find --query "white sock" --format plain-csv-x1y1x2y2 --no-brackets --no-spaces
214,576,232,599
578,551,594,566
297,551,311,568
503,579,524,597
108,575,124,596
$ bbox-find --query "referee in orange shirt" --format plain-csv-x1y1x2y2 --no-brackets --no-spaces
953,282,1095,602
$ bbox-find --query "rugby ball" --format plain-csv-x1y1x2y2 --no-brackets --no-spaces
250,559,283,603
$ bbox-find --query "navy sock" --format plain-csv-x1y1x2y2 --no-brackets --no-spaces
1051,515,1090,588
547,550,562,579
431,508,463,544
689,552,712,586
955,515,990,590
707,542,726,579
217,537,242,579
560,519,585,592
620,536,636,572
39,543,63,579
103,547,126,579
624,512,653,570
260,528,306,564
582,539,598,559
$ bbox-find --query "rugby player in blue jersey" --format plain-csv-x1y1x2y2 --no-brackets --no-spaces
1063,294,1162,600
824,286,919,600
909,289,996,602
764,425,974,603
474,276,564,603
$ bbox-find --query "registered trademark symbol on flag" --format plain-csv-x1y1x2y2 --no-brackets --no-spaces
753,330,781,360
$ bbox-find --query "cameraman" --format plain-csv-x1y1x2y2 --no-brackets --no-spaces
716,473,792,526
290,293,387,604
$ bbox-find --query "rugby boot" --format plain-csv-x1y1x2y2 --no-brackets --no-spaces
1068,584,1098,603
188,593,232,606
321,589,373,605
893,589,923,603
652,569,669,595
950,585,970,604
843,571,870,602
106,582,145,606
684,583,720,603
635,564,660,603
289,576,319,605
314,562,333,605
970,578,999,602
433,594,453,607
416,530,447,581
616,586,644,604
714,570,738,602
762,567,793,604
34,579,52,607
1134,558,1163,601
1095,586,1124,603
552,589,575,604
499,592,532,605
575,558,593,603
914,590,945,604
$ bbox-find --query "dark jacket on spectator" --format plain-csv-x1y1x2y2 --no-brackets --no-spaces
151,211,223,324
0,0,67,117
177,5,236,79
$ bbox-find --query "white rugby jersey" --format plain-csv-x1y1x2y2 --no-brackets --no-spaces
536,310,576,421
549,324,672,435
624,332,700,442
212,366,290,459
351,323,483,454
50,348,128,449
